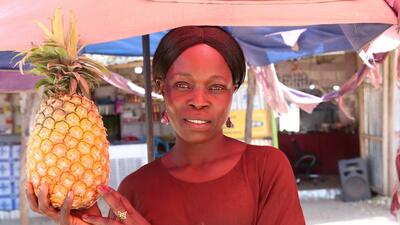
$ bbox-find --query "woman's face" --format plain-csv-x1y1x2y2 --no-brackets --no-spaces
161,44,236,144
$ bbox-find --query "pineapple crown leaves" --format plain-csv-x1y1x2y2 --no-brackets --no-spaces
16,8,111,97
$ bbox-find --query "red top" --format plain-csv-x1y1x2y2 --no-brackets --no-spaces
118,145,305,225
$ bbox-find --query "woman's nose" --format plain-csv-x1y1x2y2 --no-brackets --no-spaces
188,88,210,109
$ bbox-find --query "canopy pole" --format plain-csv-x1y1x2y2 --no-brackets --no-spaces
142,35,155,162
245,71,256,144
271,111,279,148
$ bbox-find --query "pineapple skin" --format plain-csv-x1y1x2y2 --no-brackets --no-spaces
27,94,110,209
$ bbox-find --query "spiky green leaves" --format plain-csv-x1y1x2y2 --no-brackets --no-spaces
66,11,79,59
30,60,103,97
16,8,111,98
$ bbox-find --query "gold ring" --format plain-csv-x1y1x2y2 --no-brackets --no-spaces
114,210,127,220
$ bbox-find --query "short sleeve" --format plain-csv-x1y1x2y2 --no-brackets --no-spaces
256,149,305,225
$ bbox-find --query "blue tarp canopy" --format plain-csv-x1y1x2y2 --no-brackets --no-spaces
81,23,390,65
0,23,392,68
82,31,168,57
228,24,390,65
0,51,22,70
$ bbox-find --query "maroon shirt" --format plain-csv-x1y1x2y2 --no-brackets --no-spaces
118,145,305,225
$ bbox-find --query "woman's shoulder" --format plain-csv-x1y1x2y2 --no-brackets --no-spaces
245,144,288,162
243,144,292,173
227,137,286,161
118,159,161,191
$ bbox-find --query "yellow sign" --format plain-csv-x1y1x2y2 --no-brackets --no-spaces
223,109,272,139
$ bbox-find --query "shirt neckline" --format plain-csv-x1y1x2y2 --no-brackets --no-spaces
156,145,249,185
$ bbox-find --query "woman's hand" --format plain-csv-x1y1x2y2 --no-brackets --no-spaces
81,185,151,225
25,181,102,225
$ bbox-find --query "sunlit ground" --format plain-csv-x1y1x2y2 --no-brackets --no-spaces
315,217,398,225
302,197,398,225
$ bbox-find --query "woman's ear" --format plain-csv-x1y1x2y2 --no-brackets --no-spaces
233,84,239,92
156,79,166,96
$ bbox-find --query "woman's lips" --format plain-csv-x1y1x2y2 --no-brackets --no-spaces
184,119,211,124
183,118,212,129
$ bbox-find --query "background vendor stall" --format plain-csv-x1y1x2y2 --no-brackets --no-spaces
0,1,399,224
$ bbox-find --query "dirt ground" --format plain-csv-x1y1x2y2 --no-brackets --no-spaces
2,196,399,225
298,175,399,224
302,197,398,225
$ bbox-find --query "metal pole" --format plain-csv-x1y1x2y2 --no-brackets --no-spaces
142,35,155,162
245,71,256,144
271,110,279,148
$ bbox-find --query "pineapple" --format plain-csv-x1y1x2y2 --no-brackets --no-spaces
18,9,110,209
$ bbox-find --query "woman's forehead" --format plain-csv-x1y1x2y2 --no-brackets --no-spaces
175,43,222,60
165,45,232,82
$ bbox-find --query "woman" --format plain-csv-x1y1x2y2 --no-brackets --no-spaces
26,26,305,225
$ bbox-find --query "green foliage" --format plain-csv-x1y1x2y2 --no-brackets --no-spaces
16,9,111,98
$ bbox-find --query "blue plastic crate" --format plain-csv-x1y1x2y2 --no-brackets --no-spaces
11,145,20,160
0,145,10,160
0,162,11,178
14,196,19,209
0,144,20,211
0,180,12,195
12,161,19,177
0,198,13,211
13,181,19,195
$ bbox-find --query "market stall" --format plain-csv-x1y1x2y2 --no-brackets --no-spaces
0,0,399,223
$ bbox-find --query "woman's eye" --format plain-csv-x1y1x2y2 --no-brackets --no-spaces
209,85,226,92
175,82,190,89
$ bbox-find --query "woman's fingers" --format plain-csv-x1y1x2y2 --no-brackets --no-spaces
25,182,39,213
97,185,131,218
36,182,59,219
98,185,150,225
26,182,99,225
72,202,102,218
82,215,120,225
60,191,74,225
26,182,62,222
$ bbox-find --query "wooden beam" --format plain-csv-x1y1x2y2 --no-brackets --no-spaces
382,54,390,195
359,133,383,141
357,47,367,159
388,49,398,194
358,85,367,158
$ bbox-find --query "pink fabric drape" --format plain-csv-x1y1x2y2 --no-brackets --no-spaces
0,71,43,92
252,65,322,114
385,0,400,24
0,70,163,100
252,63,373,116
0,0,397,51
252,65,289,114
102,72,163,99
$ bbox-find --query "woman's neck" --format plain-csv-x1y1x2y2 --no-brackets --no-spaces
167,134,234,167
